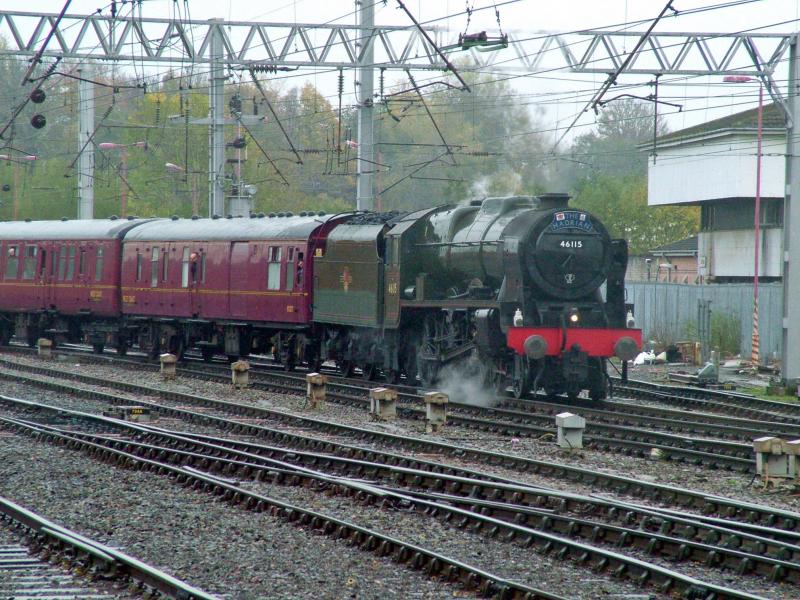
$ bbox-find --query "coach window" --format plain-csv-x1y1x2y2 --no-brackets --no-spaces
66,247,75,281
136,250,143,281
95,246,104,281
286,247,295,291
5,245,18,279
78,248,86,277
151,247,160,288
296,252,304,287
200,252,206,283
39,248,47,278
22,246,37,280
162,248,169,282
181,247,190,287
58,247,66,280
51,247,57,278
267,246,282,290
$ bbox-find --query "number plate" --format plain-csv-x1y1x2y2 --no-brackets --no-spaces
559,240,583,249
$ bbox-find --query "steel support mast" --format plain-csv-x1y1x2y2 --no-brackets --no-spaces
783,36,800,383
77,65,94,219
356,1,376,212
208,19,226,218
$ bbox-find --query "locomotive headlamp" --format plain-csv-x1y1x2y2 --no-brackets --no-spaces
568,307,580,324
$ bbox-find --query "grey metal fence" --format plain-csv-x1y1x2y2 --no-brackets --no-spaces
624,282,783,363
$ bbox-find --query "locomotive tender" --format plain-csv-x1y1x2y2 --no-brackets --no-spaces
0,193,640,399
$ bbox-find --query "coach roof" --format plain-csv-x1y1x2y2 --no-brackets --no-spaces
0,219,150,240
123,214,342,242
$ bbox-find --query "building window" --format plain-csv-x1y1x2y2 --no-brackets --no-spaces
23,246,37,280
5,245,18,279
761,199,784,227
151,247,160,288
181,247,190,288
95,246,104,281
267,246,282,290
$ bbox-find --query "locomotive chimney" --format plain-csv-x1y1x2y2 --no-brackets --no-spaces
537,193,570,210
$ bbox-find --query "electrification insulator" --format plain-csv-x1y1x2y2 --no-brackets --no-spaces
30,89,46,104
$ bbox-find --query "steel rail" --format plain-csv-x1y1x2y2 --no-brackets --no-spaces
0,415,777,599
0,495,217,600
616,378,800,420
0,358,757,471
10,407,798,569
0,417,565,600
28,416,800,580
0,370,797,540
500,395,800,440
5,346,795,440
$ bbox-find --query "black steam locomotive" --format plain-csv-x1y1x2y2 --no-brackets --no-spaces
314,193,641,399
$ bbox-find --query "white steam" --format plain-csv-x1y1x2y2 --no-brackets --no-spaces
435,355,499,408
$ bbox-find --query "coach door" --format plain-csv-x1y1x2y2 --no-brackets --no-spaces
229,242,249,318
38,242,55,309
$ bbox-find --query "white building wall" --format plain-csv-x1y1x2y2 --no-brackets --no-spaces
648,133,785,206
698,228,783,278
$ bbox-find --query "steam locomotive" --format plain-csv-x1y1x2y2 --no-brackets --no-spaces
0,193,640,400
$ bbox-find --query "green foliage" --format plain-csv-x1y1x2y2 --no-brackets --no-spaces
572,173,699,255
2,55,547,219
567,98,667,181
683,312,741,356
710,312,741,356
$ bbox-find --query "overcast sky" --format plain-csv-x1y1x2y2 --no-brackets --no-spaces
6,1,800,140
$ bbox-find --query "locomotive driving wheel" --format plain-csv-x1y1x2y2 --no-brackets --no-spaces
511,355,531,399
337,359,354,377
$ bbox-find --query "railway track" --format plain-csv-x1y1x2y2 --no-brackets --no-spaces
0,397,789,600
8,343,797,443
0,494,215,600
0,353,762,472
0,361,798,538
0,407,564,600
615,378,800,422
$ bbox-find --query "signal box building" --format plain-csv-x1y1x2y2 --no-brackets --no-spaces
644,103,786,283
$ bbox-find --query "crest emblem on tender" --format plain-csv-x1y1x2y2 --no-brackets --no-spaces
340,266,352,292
564,273,576,284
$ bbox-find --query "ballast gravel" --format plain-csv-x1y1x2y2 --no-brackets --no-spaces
0,435,482,600
3,351,800,520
